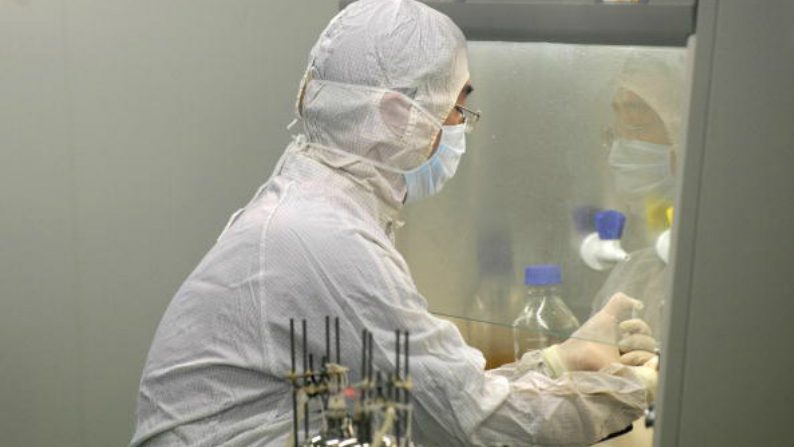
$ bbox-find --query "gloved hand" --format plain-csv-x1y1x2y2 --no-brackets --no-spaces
618,318,658,366
627,355,659,402
618,318,660,402
542,292,644,377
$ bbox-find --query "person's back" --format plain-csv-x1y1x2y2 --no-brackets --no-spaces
131,149,407,446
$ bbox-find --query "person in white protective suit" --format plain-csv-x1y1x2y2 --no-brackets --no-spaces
593,51,688,367
130,1,657,446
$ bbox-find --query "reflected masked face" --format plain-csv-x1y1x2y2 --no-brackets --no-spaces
607,88,676,199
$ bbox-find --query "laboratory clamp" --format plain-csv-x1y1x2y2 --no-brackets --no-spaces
287,317,413,447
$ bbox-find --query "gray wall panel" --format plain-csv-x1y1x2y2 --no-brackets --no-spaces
0,4,83,445
340,0,696,45
659,0,794,446
0,1,337,446
679,0,794,445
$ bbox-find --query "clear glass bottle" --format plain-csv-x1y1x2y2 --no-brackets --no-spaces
512,264,580,361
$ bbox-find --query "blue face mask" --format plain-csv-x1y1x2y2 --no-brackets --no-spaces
403,123,466,203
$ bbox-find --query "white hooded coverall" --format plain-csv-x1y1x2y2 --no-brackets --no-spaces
131,1,647,445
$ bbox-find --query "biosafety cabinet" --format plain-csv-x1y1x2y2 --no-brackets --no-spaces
338,1,794,446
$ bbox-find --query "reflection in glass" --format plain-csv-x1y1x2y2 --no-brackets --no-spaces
396,42,687,366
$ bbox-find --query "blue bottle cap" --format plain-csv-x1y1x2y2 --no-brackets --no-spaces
524,264,562,286
595,210,626,240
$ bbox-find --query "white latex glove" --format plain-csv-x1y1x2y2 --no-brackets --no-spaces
618,318,658,366
617,319,660,403
542,292,644,377
629,355,659,403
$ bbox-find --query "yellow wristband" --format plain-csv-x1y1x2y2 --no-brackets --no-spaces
542,345,567,379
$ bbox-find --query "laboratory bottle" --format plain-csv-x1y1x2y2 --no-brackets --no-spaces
462,229,523,369
467,276,522,369
512,264,580,361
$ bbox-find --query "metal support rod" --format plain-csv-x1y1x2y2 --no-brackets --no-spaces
404,331,411,445
359,329,370,443
302,320,308,375
335,317,340,364
404,331,410,409
290,319,298,447
325,316,330,365
395,329,402,443
368,332,374,391
290,319,296,372
361,330,367,381
302,319,309,442
395,329,401,380
404,331,409,379
319,354,328,413
304,399,309,442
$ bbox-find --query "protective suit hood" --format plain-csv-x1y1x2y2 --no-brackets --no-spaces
291,0,470,219
131,3,650,445
616,51,686,147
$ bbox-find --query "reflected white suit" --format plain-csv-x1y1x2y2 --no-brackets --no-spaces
131,1,647,445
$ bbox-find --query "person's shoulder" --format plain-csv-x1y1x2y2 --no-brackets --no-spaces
266,186,383,246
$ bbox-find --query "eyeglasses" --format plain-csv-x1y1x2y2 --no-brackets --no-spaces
454,104,482,133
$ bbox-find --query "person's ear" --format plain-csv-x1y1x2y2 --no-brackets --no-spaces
379,92,412,136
